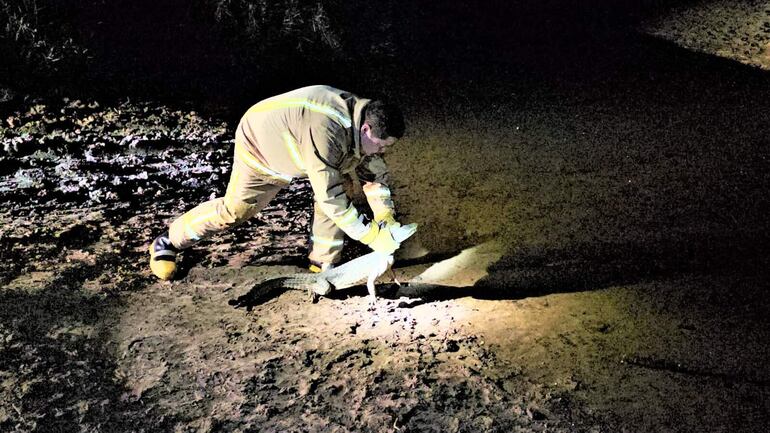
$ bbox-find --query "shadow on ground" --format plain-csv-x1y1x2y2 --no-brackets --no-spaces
323,230,770,305
0,245,176,431
228,228,770,312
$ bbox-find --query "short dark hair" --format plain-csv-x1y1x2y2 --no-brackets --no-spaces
364,100,405,139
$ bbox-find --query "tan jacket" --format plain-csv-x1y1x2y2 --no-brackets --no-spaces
234,85,394,240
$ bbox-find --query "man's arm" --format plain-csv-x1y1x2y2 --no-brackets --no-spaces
300,122,401,254
358,155,397,225
301,121,370,240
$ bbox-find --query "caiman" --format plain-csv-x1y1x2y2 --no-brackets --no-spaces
229,223,418,309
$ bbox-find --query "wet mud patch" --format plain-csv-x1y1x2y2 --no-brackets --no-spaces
0,98,230,210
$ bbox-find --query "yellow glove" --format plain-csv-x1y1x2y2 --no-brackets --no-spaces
360,222,399,254
374,212,398,227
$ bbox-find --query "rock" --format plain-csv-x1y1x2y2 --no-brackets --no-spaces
526,406,548,421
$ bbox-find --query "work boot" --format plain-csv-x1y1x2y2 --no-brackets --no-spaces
309,260,334,273
149,233,178,280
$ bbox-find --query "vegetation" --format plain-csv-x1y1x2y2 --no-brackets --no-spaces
0,0,397,100
0,1,89,90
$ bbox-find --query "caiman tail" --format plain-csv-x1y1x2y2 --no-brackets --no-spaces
229,274,331,310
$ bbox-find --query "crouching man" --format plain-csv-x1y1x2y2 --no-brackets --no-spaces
149,85,406,279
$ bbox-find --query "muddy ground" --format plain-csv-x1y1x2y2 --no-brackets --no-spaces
2,33,770,432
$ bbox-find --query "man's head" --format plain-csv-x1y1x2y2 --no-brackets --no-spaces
361,100,404,155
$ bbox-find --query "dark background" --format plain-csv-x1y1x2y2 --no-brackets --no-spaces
0,1,685,112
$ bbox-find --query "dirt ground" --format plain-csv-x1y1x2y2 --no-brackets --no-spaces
2,33,770,432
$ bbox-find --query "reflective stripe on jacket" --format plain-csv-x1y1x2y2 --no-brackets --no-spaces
236,85,393,240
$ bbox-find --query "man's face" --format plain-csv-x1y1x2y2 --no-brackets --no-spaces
361,123,397,155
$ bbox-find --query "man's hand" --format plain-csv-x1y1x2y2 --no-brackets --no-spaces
360,222,400,254
374,212,397,227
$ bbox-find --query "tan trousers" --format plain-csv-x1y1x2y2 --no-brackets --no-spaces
308,201,345,265
168,151,346,265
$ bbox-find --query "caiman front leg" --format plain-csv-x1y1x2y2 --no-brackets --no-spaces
366,273,378,309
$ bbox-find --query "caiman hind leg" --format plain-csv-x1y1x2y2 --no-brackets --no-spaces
308,275,332,303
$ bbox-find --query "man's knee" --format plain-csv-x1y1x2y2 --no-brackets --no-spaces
223,197,260,224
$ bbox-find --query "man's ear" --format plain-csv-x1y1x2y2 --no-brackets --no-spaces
361,122,371,137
